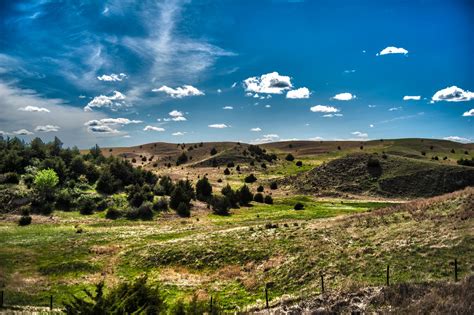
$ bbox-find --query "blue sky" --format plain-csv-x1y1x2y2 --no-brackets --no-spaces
0,0,473,147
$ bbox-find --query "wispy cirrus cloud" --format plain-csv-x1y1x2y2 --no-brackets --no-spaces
18,105,50,113
143,125,165,132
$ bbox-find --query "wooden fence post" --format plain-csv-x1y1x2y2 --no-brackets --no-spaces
320,274,325,294
454,259,458,282
50,295,53,311
265,285,269,309
386,265,390,286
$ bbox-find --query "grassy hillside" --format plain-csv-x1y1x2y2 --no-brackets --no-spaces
284,153,474,198
1,187,472,311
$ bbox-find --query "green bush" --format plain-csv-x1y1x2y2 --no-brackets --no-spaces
270,182,278,190
221,184,239,208
238,185,253,206
18,215,32,226
223,168,230,175
56,188,75,211
285,153,295,161
211,195,231,215
176,152,188,166
294,202,304,210
34,168,59,199
253,193,264,203
296,161,303,167
176,202,190,217
77,195,97,215
137,202,154,220
244,174,257,183
196,176,212,202
257,185,264,192
105,208,122,220
153,197,168,212
264,195,273,204
210,147,217,155
2,172,20,184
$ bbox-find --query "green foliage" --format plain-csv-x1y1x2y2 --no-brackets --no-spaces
237,185,253,206
154,176,174,196
196,176,212,202
210,147,218,155
244,173,257,183
96,168,120,195
211,195,231,215
253,192,264,203
257,185,264,192
176,152,188,166
221,184,239,208
270,182,278,190
294,202,304,210
176,202,190,217
153,197,168,212
105,207,122,220
264,195,273,204
33,168,59,195
77,195,97,215
1,172,20,184
64,276,165,314
285,153,295,161
296,161,303,167
223,168,230,175
170,180,195,215
18,215,32,226
457,157,474,167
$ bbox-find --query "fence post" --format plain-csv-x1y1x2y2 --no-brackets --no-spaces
50,295,53,311
320,274,325,294
386,265,390,286
454,259,458,282
209,296,213,314
265,284,269,309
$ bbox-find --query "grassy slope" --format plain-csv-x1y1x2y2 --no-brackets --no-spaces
1,188,472,311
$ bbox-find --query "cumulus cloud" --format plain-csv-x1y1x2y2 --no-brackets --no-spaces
443,136,471,143
351,131,368,138
243,72,292,94
143,125,165,132
97,73,127,81
332,92,355,101
310,105,340,113
431,86,474,102
250,127,262,132
152,85,204,98
208,124,228,129
13,129,34,135
403,95,421,101
84,91,126,111
18,105,50,112
377,46,408,56
223,106,233,110
286,87,310,99
172,131,186,136
462,109,474,117
35,125,60,132
163,110,187,121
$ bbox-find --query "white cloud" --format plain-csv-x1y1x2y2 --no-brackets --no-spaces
286,87,310,99
344,69,356,74
322,113,343,118
332,92,355,101
231,82,237,88
143,125,165,132
310,105,340,113
152,85,204,98
172,131,186,136
252,134,280,144
84,118,142,126
97,73,127,81
370,124,374,128
351,131,368,138
265,104,271,108
34,125,60,132
377,46,408,56
403,95,421,101
443,136,471,143
169,110,183,117
309,136,324,141
389,107,402,111
462,109,474,117
217,89,222,93
208,124,228,129
222,106,233,110
167,110,187,121
243,72,292,94
84,90,126,111
78,95,86,99
88,125,119,134
431,86,474,102
13,129,34,135
18,105,50,113
250,127,262,132
368,105,376,108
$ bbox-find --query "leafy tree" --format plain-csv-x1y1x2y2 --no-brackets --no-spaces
195,176,212,202
34,169,59,199
238,185,253,206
